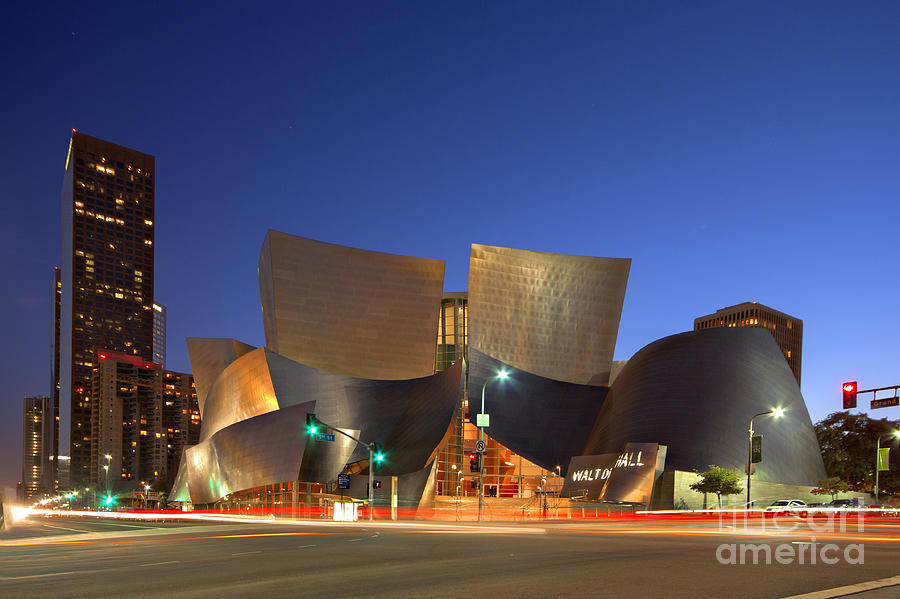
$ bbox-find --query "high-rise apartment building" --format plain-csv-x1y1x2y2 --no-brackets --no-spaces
22,396,53,499
90,352,198,491
50,267,61,488
694,301,803,385
58,131,155,486
152,302,166,368
161,369,200,490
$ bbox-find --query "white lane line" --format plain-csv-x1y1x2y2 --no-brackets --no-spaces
347,538,363,542
0,571,77,581
139,561,180,567
297,544,315,549
231,551,261,556
42,524,89,533
93,521,155,529
781,574,900,599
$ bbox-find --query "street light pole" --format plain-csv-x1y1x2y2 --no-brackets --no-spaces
746,408,785,508
104,454,112,496
478,371,509,521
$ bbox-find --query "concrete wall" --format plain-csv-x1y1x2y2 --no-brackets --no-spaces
660,470,872,510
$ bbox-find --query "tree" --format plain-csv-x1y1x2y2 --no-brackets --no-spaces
690,465,744,508
810,477,851,501
815,412,900,494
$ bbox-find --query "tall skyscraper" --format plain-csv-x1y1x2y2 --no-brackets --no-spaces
59,131,155,486
694,301,803,385
22,396,53,499
50,267,61,488
90,351,198,491
152,302,166,368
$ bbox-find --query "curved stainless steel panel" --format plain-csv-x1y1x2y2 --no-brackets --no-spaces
583,328,826,486
467,348,607,473
258,230,444,380
185,401,315,504
186,338,255,416
468,244,630,385
182,352,462,502
199,347,280,442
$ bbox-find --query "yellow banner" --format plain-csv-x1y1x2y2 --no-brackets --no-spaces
878,447,890,471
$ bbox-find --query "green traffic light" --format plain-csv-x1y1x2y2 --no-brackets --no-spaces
375,452,384,462
308,424,318,434
104,495,114,506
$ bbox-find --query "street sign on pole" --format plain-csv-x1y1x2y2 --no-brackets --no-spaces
751,435,763,463
337,474,351,489
474,439,486,453
315,433,335,442
476,413,490,427
871,397,900,410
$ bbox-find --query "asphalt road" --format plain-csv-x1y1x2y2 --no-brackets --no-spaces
2,513,899,598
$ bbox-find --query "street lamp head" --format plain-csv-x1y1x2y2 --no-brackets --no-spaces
105,454,112,460
102,465,108,471
772,407,786,418
496,371,509,381
892,430,900,439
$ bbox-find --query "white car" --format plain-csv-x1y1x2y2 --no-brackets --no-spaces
764,499,807,515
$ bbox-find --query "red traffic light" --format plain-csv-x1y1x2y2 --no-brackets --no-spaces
842,381,858,410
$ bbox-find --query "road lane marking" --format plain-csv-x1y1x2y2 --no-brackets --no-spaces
297,544,315,548
0,571,78,581
231,551,261,556
781,574,900,598
0,530,353,548
42,524,89,533
347,538,363,542
191,532,353,540
140,561,180,567
93,521,155,529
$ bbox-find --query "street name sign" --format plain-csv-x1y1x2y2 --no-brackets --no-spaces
871,397,899,410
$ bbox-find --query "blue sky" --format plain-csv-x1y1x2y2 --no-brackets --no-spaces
2,1,898,489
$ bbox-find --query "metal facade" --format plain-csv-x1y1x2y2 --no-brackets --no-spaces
467,244,630,386
176,342,462,504
582,327,826,486
467,348,607,473
185,338,255,416
258,230,444,380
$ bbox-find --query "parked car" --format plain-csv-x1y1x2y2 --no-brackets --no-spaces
764,499,806,515
868,504,898,517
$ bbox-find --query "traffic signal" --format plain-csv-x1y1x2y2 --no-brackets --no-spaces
306,413,318,435
373,444,385,471
469,453,481,473
103,495,115,506
842,381,858,410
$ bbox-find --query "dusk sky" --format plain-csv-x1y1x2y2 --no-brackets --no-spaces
2,2,898,490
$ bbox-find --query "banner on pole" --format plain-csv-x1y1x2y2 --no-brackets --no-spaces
878,447,890,471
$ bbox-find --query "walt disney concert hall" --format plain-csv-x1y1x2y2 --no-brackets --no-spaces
170,231,825,511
